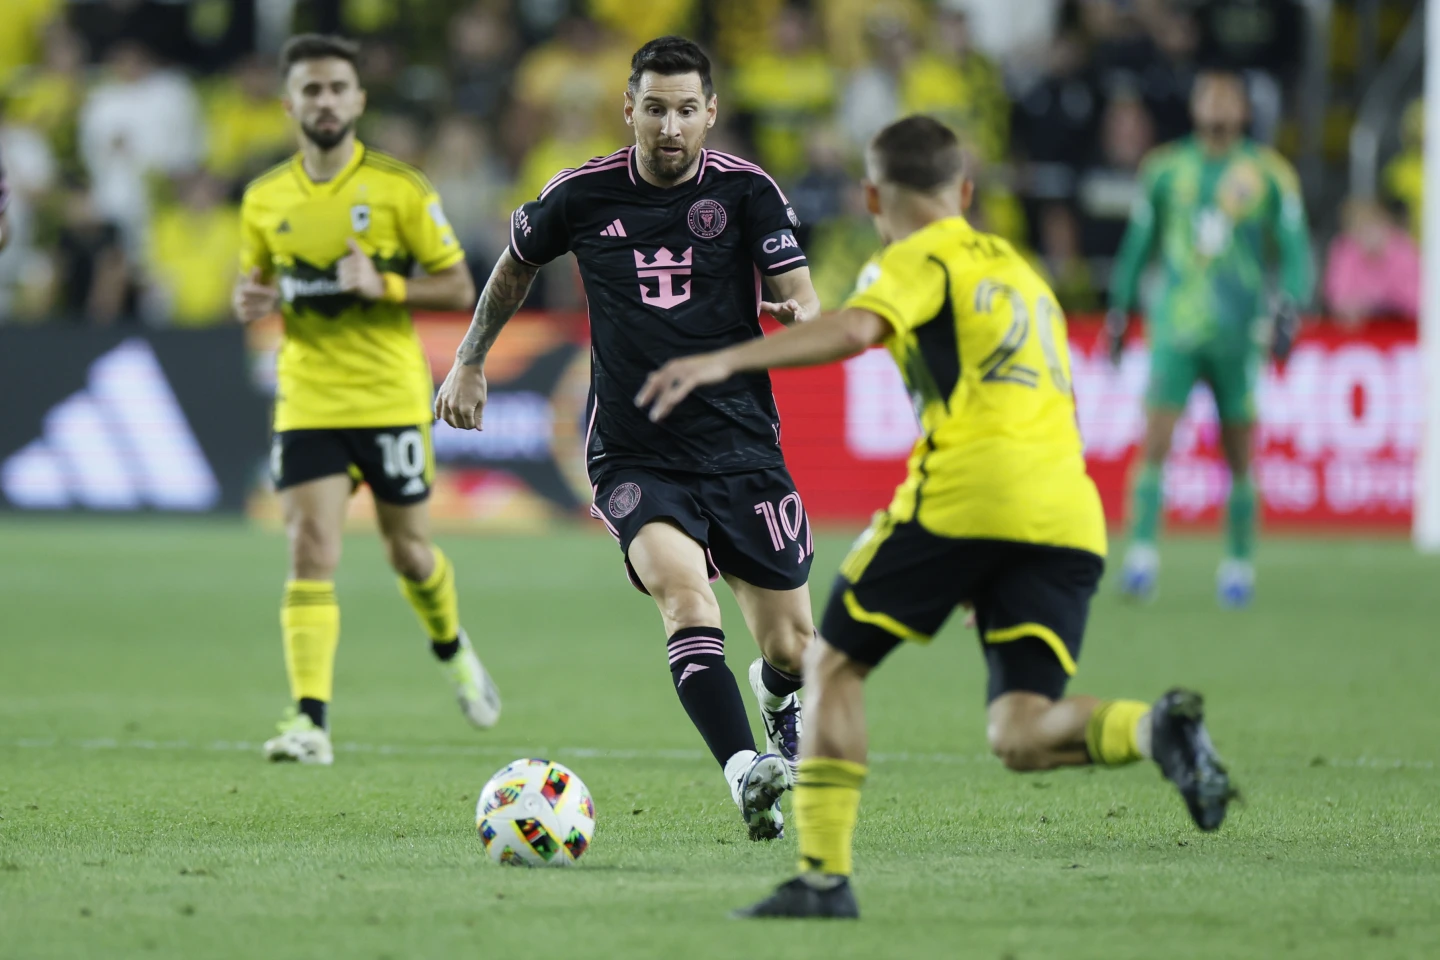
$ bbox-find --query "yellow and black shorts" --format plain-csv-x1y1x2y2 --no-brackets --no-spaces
271,424,435,505
819,514,1104,701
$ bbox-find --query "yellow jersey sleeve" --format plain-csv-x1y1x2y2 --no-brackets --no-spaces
842,242,947,336
238,188,272,280
399,182,464,273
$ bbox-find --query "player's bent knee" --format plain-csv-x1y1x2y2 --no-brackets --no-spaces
756,617,811,673
653,583,722,631
287,517,341,579
383,533,432,581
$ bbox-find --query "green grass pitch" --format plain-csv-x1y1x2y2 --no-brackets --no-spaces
1,519,1437,959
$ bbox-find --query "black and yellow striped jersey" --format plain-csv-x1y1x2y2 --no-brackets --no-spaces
240,143,464,431
844,216,1106,557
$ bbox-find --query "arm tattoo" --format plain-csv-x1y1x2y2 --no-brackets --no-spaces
456,251,540,366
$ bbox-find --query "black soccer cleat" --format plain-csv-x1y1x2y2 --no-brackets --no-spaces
1150,688,1236,831
732,876,860,920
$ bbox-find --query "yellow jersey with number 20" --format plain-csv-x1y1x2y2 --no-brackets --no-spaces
843,216,1106,557
240,143,464,431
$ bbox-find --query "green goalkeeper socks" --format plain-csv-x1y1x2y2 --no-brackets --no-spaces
1226,475,1257,561
1130,463,1163,546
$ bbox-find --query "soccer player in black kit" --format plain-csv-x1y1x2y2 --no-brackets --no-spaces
436,37,821,840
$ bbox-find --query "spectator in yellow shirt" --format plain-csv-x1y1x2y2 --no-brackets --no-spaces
0,0,58,88
587,0,696,49
901,7,1008,162
730,4,837,178
205,55,293,183
1383,98,1423,241
510,101,616,211
513,15,631,141
4,23,84,172
146,172,239,327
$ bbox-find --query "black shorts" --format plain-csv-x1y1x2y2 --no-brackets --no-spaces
820,515,1104,701
271,424,435,505
591,466,813,594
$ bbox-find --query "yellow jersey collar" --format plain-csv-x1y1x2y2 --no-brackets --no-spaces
291,141,366,195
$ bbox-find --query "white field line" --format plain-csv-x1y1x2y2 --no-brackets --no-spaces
5,737,1435,771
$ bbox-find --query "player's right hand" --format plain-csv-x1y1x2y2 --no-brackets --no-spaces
435,362,488,430
1271,298,1301,365
1103,308,1129,369
760,299,811,325
233,268,278,323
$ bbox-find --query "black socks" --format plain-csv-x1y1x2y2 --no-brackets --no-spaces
298,697,327,731
667,627,755,766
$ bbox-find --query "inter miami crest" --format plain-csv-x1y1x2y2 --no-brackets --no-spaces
687,199,727,239
350,204,371,232
608,482,642,519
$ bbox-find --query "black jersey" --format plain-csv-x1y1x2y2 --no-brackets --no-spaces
508,146,809,477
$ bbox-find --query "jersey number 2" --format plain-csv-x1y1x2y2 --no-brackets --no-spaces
973,280,1069,393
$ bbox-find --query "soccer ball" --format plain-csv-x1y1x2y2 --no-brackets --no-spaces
475,758,596,867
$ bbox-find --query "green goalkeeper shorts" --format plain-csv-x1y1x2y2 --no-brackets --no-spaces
1146,340,1261,424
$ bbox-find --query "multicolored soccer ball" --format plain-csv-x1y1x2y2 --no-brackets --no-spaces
475,759,596,867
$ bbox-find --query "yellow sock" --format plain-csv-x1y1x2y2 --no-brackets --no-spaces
281,580,339,702
794,758,867,877
399,547,459,641
1085,699,1150,766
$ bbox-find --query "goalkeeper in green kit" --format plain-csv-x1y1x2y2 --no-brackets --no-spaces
1107,70,1314,608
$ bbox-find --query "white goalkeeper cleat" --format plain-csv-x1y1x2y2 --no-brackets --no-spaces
748,658,802,787
263,710,333,765
1216,558,1255,610
442,628,501,729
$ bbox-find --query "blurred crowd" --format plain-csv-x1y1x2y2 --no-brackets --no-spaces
0,0,1422,326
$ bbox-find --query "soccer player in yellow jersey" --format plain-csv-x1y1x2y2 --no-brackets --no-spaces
639,117,1236,919
231,35,500,765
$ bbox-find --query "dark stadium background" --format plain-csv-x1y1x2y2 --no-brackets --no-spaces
0,0,1424,530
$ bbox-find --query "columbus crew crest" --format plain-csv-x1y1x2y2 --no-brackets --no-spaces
687,199,727,239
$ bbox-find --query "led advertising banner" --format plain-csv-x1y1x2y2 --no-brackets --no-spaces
0,327,268,513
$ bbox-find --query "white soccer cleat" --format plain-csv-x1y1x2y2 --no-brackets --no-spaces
443,628,501,729
748,658,802,786
263,710,333,765
728,751,787,841
1216,558,1255,610
1119,542,1160,602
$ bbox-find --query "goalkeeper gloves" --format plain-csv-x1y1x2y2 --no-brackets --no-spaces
1104,308,1129,368
1271,299,1301,364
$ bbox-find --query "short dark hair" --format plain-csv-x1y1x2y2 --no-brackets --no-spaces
867,116,967,191
628,36,713,99
279,33,361,80
1194,68,1250,101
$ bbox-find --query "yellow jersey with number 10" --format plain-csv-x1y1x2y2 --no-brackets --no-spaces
843,216,1106,557
240,143,464,431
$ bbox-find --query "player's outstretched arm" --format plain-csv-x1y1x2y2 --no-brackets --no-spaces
637,307,891,422
434,249,540,430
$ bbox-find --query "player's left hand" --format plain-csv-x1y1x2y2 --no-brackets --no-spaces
1271,298,1301,365
337,238,385,300
636,353,735,422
